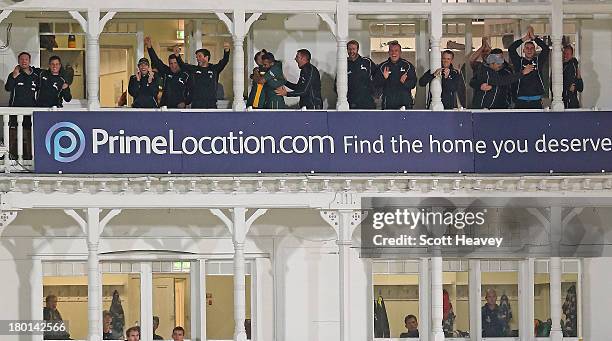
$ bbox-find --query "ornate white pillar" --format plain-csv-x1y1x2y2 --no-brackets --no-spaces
211,208,267,341
550,257,563,340
232,10,247,111
321,210,365,341
70,9,115,110
429,0,444,110
217,11,262,111
519,258,535,341
469,259,481,341
65,208,121,341
418,258,430,341
190,259,206,341
431,257,444,341
551,0,565,111
336,0,350,111
140,262,153,341
31,256,43,341
415,20,430,109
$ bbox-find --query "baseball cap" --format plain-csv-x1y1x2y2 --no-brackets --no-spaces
138,57,150,66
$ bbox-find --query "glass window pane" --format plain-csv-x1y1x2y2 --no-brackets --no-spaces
43,268,87,340
482,265,519,338
373,261,419,338
103,272,140,340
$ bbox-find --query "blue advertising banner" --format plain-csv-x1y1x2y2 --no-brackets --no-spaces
33,110,612,174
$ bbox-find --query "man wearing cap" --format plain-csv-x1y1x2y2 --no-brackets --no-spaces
374,41,417,109
470,53,534,109
508,26,550,109
129,57,159,108
419,50,465,109
175,43,230,109
144,37,190,109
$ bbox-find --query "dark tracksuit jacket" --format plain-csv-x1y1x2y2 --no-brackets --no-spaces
347,55,376,109
470,64,525,109
5,66,40,127
36,70,72,108
418,65,464,109
509,37,550,102
147,47,190,108
128,73,160,108
374,58,417,109
285,62,323,110
177,50,230,109
262,61,287,109
562,58,584,109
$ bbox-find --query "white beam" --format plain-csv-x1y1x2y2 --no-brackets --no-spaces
519,258,535,341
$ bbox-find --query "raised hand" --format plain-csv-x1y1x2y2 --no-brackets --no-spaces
147,67,154,83
144,36,152,49
383,66,390,79
443,68,451,78
434,68,443,77
400,73,408,84
173,45,181,56
223,42,231,51
12,65,20,78
522,64,535,75
136,70,142,81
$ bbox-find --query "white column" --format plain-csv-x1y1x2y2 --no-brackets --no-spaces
190,259,206,341
429,0,444,110
469,259,481,341
519,258,535,341
431,257,444,341
464,20,473,109
550,257,563,340
232,10,247,111
86,33,101,109
551,0,565,111
232,208,248,341
64,208,120,341
31,256,43,341
415,20,430,109
140,262,153,341
337,210,353,341
336,0,349,111
418,258,430,341
85,208,102,341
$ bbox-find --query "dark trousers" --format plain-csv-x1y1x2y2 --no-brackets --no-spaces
515,99,543,109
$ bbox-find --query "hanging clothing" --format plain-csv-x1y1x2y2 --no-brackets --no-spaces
374,296,390,338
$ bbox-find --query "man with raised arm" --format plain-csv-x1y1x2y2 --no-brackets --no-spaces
175,42,230,109
508,26,550,109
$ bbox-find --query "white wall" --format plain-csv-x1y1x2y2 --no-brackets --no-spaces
579,19,612,110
